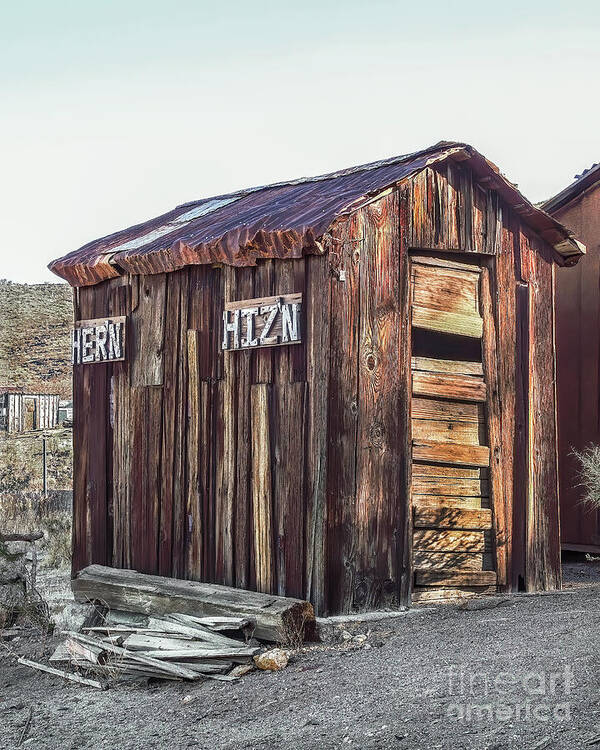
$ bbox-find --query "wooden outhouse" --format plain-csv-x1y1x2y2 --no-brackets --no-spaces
49,141,584,613
544,164,600,552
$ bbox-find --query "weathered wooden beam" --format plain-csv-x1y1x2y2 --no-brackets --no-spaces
71,565,314,642
18,657,107,690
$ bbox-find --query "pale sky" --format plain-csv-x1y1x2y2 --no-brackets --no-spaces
1,0,598,284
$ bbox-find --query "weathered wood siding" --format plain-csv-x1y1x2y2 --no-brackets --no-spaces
72,254,332,611
71,159,562,614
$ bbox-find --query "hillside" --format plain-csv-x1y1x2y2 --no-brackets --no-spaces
0,280,73,399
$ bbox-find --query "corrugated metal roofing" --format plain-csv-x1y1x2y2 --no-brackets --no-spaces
49,141,584,287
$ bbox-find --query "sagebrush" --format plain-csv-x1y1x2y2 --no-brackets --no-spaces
572,444,600,510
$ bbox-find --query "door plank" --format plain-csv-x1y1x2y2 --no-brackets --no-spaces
412,306,483,339
412,417,484,446
413,529,484,553
411,462,487,479
413,494,486,510
412,265,480,315
411,397,484,424
412,372,486,401
413,551,484,571
414,506,492,530
415,569,497,587
412,440,490,467
411,356,483,376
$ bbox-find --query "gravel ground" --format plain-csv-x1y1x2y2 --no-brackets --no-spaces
1,560,599,750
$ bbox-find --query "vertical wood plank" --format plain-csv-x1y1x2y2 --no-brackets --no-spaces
480,264,506,587
304,253,331,614
272,382,307,598
526,247,561,590
234,268,254,589
495,214,517,590
326,214,361,613
171,271,189,578
158,272,181,576
130,274,167,387
397,184,413,605
251,383,274,593
354,193,401,609
186,330,202,579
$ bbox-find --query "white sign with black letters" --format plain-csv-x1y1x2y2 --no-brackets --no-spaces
72,316,126,364
222,294,302,351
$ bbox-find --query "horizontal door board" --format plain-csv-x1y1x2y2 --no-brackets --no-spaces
411,398,484,424
413,529,484,553
411,256,483,273
412,417,485,446
412,494,486,510
412,586,496,604
412,440,490,467
414,506,492,531
411,478,490,497
411,356,484,377
412,265,480,316
412,372,486,402
415,570,497,587
413,551,484,571
412,306,483,339
412,462,488,479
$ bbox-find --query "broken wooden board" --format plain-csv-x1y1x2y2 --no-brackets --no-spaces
71,565,315,642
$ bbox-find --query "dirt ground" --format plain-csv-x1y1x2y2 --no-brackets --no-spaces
1,560,599,750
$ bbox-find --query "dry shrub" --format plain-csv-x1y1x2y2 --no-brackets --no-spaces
41,512,72,568
571,444,600,510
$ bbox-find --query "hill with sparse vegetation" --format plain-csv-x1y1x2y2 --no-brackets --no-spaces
0,280,72,399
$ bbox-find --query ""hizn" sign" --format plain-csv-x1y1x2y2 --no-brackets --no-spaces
222,294,302,351
72,316,126,364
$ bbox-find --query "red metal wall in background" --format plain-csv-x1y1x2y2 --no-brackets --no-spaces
553,184,600,549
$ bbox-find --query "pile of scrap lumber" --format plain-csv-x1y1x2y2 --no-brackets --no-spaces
18,565,316,688
48,611,260,684
71,565,315,643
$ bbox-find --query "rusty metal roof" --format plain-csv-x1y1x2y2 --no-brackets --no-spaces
49,141,584,287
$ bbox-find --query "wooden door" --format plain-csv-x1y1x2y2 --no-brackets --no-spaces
409,255,497,603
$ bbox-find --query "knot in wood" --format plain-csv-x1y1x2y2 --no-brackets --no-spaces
365,351,378,372
369,422,384,449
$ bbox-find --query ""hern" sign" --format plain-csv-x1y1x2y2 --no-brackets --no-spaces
72,316,126,364
222,294,302,351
